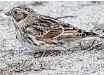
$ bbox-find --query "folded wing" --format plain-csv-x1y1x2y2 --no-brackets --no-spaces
37,26,64,41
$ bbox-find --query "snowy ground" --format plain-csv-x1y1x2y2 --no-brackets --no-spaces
0,1,104,75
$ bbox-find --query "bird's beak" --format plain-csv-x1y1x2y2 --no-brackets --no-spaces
5,11,11,16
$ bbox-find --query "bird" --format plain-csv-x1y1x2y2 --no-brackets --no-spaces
5,6,97,51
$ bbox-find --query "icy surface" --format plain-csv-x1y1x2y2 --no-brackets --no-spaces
0,1,104,75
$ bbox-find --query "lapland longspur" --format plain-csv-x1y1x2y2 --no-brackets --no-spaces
5,6,97,51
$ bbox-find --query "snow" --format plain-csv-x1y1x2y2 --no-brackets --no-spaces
0,1,104,75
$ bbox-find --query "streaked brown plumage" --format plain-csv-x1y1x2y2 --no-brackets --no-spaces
5,6,97,51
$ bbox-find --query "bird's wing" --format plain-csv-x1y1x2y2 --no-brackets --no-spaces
35,15,96,41
37,26,64,41
36,15,83,41
62,25,97,38
39,15,82,34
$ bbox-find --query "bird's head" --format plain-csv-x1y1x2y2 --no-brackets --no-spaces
5,6,34,22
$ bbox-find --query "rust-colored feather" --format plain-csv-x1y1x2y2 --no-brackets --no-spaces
64,26,82,34
37,27,64,41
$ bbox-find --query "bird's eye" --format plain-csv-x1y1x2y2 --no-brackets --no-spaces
14,11,17,14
